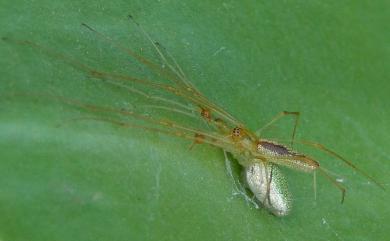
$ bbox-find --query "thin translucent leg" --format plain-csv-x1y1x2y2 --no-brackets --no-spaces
125,16,243,127
318,167,346,203
223,151,259,209
298,140,384,190
127,15,190,89
256,111,300,147
57,115,233,152
262,164,274,206
313,171,317,202
8,92,235,150
2,36,234,127
153,41,198,91
103,79,196,113
3,29,244,129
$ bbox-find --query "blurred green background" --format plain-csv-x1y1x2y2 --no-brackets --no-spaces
0,0,389,240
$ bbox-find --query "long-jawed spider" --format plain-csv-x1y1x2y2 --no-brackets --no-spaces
1,15,384,217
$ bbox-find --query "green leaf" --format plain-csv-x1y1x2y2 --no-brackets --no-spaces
1,0,389,240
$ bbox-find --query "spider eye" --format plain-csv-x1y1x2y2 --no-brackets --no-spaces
232,127,242,137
